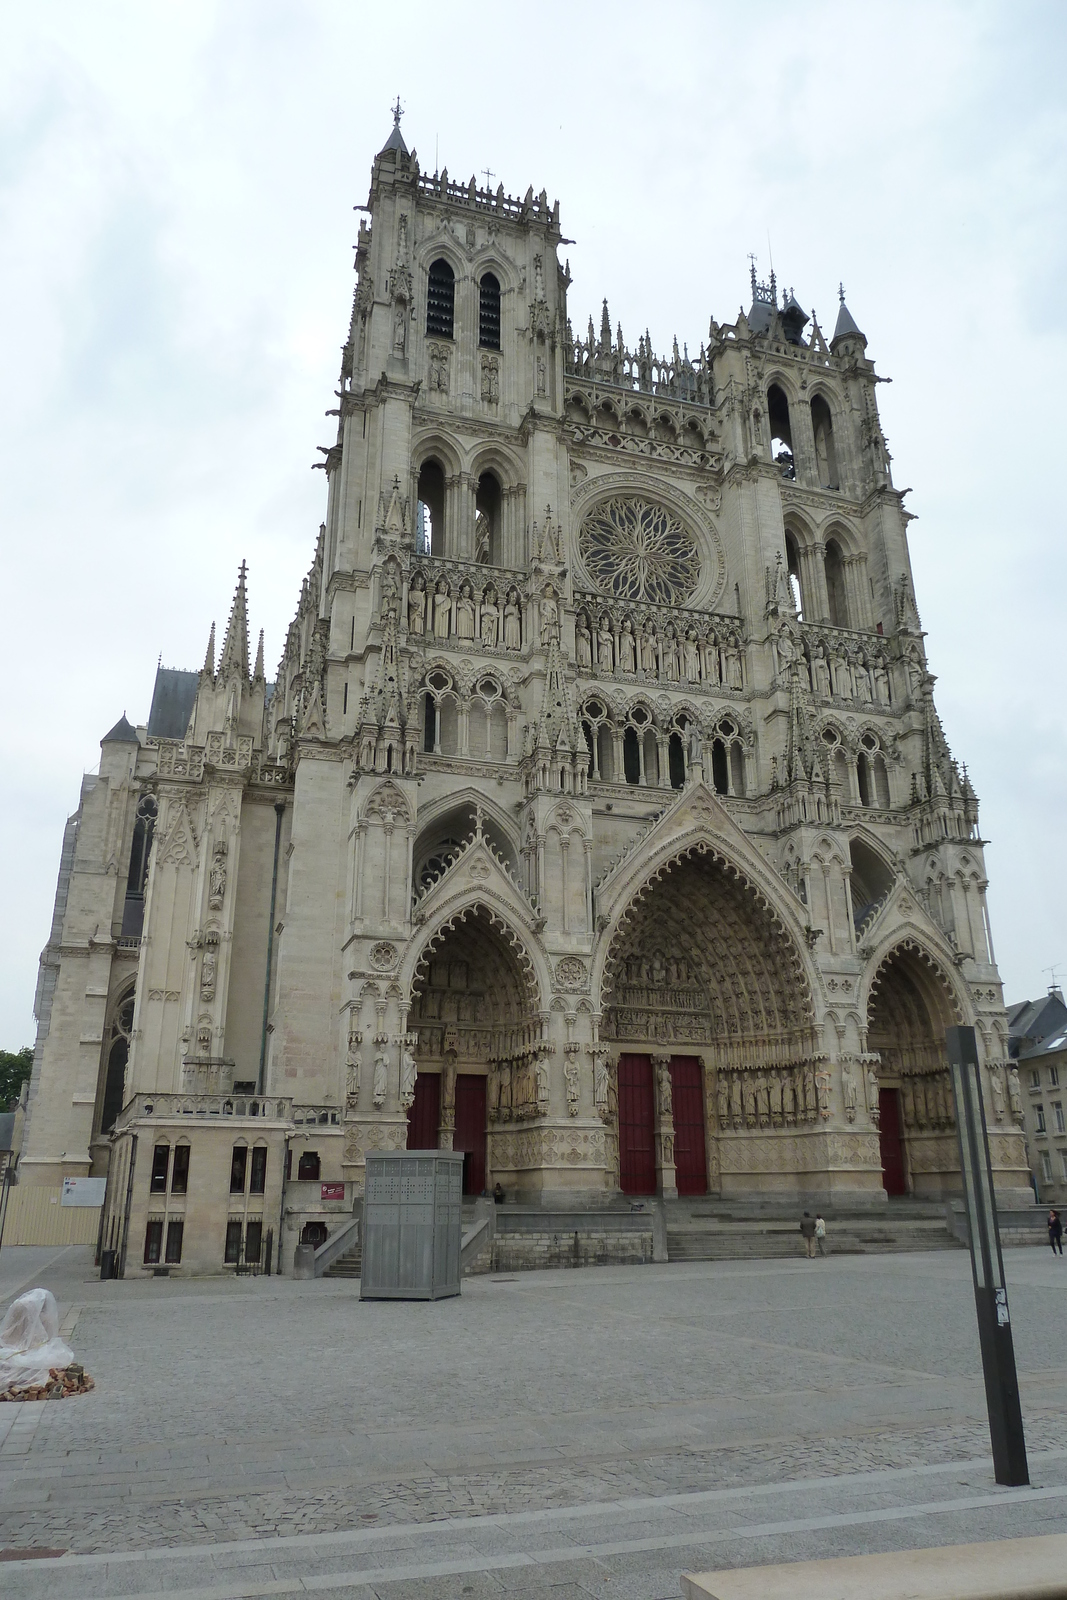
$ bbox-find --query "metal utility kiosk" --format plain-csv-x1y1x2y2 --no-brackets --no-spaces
360,1151,463,1301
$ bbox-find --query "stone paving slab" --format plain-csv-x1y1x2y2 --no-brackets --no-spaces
0,1247,1065,1595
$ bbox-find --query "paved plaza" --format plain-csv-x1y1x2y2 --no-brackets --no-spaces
1,1245,1066,1597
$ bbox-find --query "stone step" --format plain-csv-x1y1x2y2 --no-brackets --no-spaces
324,1247,362,1278
665,1218,961,1261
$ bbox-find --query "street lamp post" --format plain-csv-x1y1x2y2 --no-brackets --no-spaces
946,1024,1028,1487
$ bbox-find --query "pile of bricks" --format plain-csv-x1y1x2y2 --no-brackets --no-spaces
0,1363,95,1402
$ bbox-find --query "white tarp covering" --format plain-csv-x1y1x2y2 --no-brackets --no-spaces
0,1288,73,1388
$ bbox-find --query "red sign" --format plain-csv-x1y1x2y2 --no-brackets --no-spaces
320,1182,345,1201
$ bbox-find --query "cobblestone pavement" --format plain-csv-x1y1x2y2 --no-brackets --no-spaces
1,1247,1065,1596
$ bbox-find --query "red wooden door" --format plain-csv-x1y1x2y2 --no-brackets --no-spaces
670,1056,707,1196
406,1072,441,1150
618,1054,656,1195
878,1086,907,1196
454,1074,487,1196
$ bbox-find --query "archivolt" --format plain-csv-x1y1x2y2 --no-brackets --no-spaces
602,843,818,1069
410,902,541,1015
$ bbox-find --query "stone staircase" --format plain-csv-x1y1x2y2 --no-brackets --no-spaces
665,1199,962,1262
323,1240,362,1278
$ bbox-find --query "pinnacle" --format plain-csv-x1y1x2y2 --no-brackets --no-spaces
218,561,250,679
202,620,216,678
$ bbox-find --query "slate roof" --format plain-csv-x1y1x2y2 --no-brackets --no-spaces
834,300,863,340
101,713,140,744
147,667,199,740
1007,992,1067,1058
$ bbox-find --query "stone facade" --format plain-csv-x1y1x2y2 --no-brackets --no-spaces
21,115,1030,1271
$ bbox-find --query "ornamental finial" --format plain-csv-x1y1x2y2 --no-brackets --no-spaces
392,95,404,128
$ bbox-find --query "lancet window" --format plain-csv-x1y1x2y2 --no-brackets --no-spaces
824,539,849,628
416,460,445,556
426,259,455,338
475,472,502,565
121,793,157,938
479,272,501,349
420,669,512,762
810,395,839,489
579,700,746,794
767,384,794,479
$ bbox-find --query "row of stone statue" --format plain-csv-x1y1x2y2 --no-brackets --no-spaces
576,611,745,687
345,1035,417,1111
407,572,525,650
775,627,895,705
716,1064,831,1128
486,1050,582,1120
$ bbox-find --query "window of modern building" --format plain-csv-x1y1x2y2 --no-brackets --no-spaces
150,1144,170,1194
1041,1150,1053,1182
1054,1102,1065,1134
479,273,501,349
1036,1105,1047,1133
224,1220,243,1265
245,1219,263,1265
171,1144,190,1194
297,1150,321,1181
426,258,455,338
1050,1065,1060,1088
1061,1149,1067,1183
165,1220,184,1265
249,1146,267,1195
229,1145,248,1194
1030,1069,1041,1089
144,1219,164,1264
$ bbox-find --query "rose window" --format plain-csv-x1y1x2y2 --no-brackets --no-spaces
579,497,701,605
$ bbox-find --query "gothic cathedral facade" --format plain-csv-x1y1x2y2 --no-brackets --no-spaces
23,119,1030,1271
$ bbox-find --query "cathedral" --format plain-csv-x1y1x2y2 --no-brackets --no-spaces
22,114,1030,1273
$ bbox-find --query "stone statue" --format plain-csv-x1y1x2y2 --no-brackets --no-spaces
716,1074,728,1128
399,1046,417,1109
594,616,612,671
540,587,559,647
989,1064,1005,1121
593,1052,609,1111
536,1055,550,1106
683,631,700,681
639,624,657,673
209,843,227,909
575,613,592,668
373,1051,388,1108
346,1048,361,1106
408,574,426,636
1007,1065,1022,1119
724,638,743,690
456,583,476,640
866,1063,880,1121
811,645,831,698
656,1058,673,1116
504,589,522,651
474,514,491,564
873,658,891,705
480,586,499,647
662,626,679,681
564,1056,580,1115
433,580,451,638
841,1059,857,1123
619,619,636,673
392,304,407,354
200,950,216,1002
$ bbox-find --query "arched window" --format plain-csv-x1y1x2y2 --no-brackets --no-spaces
121,794,157,938
422,693,437,753
668,732,686,790
426,259,455,338
711,739,729,795
475,472,502,564
767,384,794,479
100,991,135,1134
416,460,445,556
824,539,849,628
623,727,641,785
785,532,804,620
479,273,500,349
810,395,838,489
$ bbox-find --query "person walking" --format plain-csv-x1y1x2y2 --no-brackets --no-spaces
815,1213,828,1256
800,1212,816,1259
1048,1209,1063,1255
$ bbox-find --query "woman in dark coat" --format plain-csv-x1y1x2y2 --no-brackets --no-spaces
1048,1210,1063,1255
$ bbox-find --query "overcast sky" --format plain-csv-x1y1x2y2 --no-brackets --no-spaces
2,1,1065,1047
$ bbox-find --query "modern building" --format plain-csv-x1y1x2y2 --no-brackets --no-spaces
21,114,1030,1272
1009,989,1067,1203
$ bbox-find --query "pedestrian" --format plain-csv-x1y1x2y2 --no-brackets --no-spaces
800,1211,816,1259
1049,1209,1063,1255
815,1213,827,1256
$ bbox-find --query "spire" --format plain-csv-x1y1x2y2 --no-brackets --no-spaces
253,628,265,682
218,562,250,679
378,96,409,157
599,298,611,353
832,283,865,346
202,621,216,678
101,713,139,745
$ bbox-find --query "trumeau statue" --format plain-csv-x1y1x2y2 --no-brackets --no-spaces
22,122,1031,1265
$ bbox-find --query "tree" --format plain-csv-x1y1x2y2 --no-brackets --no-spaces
0,1047,33,1113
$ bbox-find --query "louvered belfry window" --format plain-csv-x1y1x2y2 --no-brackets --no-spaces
479,273,500,349
426,258,455,338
